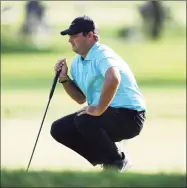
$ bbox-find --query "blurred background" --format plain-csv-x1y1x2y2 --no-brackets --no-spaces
1,0,186,186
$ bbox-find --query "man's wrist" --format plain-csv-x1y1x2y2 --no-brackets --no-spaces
59,75,70,84
96,104,108,114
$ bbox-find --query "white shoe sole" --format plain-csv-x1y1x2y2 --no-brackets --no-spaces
119,159,132,172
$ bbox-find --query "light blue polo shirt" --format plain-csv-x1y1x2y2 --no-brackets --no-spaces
70,42,146,111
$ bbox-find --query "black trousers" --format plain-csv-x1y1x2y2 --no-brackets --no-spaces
50,107,145,166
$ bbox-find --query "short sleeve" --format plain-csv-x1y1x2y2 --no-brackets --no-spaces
97,57,120,77
70,55,78,82
70,62,75,81
70,55,81,88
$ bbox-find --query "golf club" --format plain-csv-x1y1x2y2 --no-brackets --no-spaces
26,69,61,172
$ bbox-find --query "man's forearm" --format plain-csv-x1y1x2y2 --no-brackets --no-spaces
97,67,121,113
97,78,120,113
61,78,86,104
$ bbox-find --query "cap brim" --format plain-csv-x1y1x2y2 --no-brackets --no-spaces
60,29,70,35
60,29,81,36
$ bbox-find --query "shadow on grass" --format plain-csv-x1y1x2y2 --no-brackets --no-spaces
1,169,186,187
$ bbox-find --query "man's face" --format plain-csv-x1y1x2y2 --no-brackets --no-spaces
68,32,89,54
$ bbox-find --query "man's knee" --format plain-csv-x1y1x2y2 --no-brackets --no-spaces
50,120,60,140
50,115,76,143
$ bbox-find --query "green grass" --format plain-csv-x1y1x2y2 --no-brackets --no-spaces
1,0,185,91
1,169,186,187
1,35,186,90
1,87,186,120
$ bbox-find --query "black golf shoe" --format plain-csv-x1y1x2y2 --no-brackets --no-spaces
102,152,132,172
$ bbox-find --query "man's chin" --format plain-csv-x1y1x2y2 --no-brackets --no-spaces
72,47,78,53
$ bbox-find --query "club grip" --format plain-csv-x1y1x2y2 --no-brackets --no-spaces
49,69,61,100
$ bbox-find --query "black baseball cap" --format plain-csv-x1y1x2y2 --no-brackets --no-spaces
60,15,99,36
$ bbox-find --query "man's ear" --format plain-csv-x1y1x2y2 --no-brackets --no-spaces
88,32,94,40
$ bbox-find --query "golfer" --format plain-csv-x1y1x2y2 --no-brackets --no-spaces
51,15,146,172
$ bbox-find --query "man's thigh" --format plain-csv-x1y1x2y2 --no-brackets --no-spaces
74,107,143,142
74,107,144,142
100,107,145,142
74,107,119,138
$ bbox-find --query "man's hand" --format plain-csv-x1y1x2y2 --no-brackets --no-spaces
77,105,105,116
54,58,68,82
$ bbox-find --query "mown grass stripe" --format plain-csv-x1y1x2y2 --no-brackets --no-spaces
1,169,186,187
